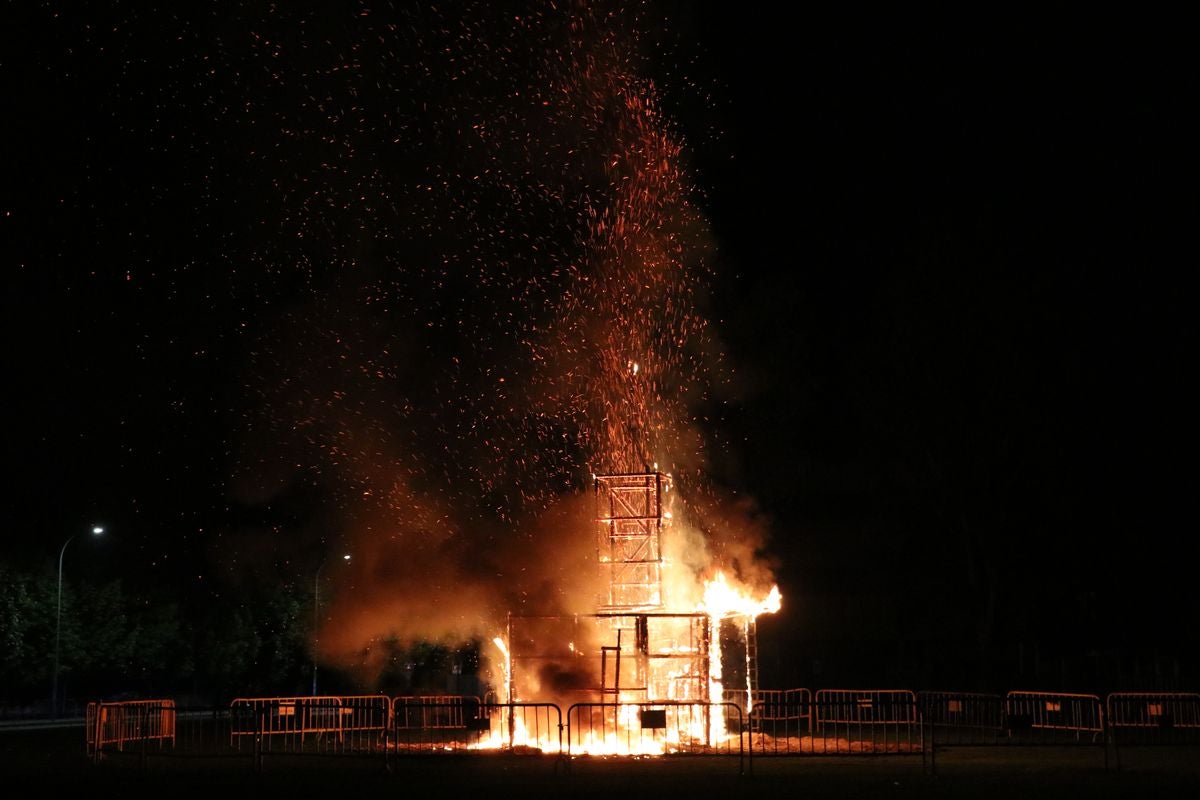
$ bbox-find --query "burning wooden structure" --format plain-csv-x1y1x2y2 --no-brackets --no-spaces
504,472,763,714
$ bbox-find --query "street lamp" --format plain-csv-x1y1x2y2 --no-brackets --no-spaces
313,553,351,696
52,525,104,718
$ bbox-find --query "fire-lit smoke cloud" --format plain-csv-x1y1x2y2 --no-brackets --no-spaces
222,1,775,685
316,492,602,686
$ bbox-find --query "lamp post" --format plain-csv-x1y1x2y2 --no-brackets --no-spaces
313,553,351,696
53,525,104,718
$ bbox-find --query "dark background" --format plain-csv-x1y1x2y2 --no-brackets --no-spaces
3,4,1197,697
692,16,1198,690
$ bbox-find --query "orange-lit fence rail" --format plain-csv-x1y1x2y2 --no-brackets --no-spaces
86,700,176,761
390,699,561,755
229,696,389,754
918,691,1004,745
566,702,744,773
1106,692,1200,745
1004,691,1104,743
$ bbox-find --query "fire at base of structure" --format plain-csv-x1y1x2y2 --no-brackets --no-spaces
502,473,762,715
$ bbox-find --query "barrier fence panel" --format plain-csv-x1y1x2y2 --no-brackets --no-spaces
390,699,561,755
763,690,923,756
230,697,357,753
393,695,480,731
86,687,1200,771
480,702,563,755
565,702,744,772
1004,691,1104,744
745,689,813,755
918,691,1004,745
392,695,479,753
1106,692,1200,746
86,700,176,760
335,695,392,752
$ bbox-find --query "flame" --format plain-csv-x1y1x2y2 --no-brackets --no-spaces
492,637,511,705
475,548,782,755
700,573,781,619
699,572,781,734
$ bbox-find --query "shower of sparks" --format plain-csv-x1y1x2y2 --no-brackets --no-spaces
210,2,722,530
52,1,772,662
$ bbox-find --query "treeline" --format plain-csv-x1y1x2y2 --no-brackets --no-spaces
0,563,484,713
0,562,308,710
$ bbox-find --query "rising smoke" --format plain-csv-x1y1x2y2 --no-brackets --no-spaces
223,1,774,688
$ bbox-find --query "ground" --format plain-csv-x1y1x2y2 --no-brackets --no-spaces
2,727,1197,798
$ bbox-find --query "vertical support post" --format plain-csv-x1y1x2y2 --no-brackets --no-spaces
614,629,622,700
703,616,712,747
312,564,321,696
506,613,515,749
52,537,72,719
636,615,649,699
655,475,663,578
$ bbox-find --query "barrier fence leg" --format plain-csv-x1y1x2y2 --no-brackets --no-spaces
743,708,752,779
920,714,926,775
555,716,565,776
254,709,265,774
561,714,571,775
140,705,148,772
93,709,104,766
1099,724,1118,777
929,713,936,776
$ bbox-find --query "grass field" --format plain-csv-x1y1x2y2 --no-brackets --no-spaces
3,726,1197,798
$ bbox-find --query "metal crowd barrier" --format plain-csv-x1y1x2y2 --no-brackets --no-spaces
770,689,925,756
483,702,563,755
333,695,391,751
918,691,1005,745
229,695,389,754
84,687,1198,774
1004,691,1104,743
86,700,176,763
1106,692,1200,745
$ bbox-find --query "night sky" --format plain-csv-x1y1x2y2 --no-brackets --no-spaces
5,5,1197,690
